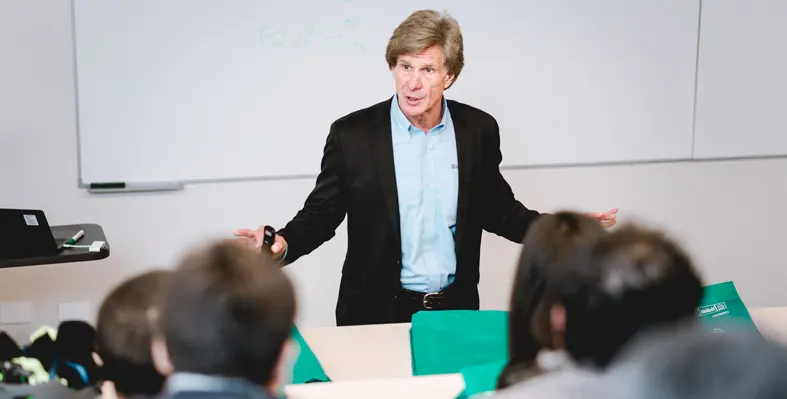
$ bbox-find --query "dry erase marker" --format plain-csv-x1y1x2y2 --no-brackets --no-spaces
65,230,84,245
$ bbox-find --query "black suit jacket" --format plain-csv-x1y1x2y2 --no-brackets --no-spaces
278,97,541,326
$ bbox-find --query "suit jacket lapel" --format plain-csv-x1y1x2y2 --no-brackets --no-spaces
368,98,402,248
450,102,475,250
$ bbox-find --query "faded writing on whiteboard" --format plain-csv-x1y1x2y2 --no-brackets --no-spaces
259,19,364,52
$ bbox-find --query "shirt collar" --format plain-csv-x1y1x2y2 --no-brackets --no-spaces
390,94,450,140
164,372,277,399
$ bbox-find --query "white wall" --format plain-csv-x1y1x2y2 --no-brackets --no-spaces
2,0,786,342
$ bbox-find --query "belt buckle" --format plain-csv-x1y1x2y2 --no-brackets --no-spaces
423,292,441,310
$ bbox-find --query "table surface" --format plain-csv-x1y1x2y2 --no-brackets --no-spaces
0,223,110,269
285,374,465,399
286,306,787,398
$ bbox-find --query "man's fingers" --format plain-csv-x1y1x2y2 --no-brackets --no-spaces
233,228,255,238
234,229,264,248
272,235,287,253
589,208,619,223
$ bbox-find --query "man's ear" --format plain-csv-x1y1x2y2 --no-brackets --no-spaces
151,337,175,376
444,73,456,89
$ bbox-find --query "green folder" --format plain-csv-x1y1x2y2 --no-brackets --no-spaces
291,326,331,384
456,360,507,399
696,281,759,334
410,310,508,376
410,327,417,373
408,282,755,394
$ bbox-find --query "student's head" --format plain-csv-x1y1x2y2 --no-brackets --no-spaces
498,212,607,388
152,239,297,391
557,224,703,369
96,270,173,397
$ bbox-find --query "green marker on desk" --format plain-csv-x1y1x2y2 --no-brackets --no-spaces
65,230,84,245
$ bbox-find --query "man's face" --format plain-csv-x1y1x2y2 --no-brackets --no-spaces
392,45,455,123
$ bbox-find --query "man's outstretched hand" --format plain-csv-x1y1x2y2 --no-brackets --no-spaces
587,208,618,228
233,226,287,259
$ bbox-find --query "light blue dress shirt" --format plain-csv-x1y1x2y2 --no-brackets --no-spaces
390,94,459,293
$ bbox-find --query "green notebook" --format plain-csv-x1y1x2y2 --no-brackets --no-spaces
410,310,508,376
291,326,331,384
696,281,759,334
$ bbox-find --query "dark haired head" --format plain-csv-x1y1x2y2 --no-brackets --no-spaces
558,224,703,369
498,212,606,388
96,270,172,397
156,239,296,387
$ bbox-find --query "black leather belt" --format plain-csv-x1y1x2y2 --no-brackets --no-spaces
398,287,448,310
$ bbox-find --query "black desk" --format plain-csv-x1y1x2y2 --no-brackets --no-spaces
0,223,110,269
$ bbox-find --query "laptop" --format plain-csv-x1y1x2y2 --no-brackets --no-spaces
0,209,67,261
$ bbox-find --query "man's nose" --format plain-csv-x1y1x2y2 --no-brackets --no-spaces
406,73,422,91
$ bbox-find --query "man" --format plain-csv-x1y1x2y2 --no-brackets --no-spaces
96,270,173,398
150,240,298,399
235,10,617,326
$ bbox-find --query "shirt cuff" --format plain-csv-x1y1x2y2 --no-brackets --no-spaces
277,244,288,264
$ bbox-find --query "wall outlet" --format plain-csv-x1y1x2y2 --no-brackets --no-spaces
59,301,92,322
0,302,34,324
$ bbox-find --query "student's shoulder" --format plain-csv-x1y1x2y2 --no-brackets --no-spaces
493,368,612,399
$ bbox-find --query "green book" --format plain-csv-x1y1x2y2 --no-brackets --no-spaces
696,281,759,334
291,325,331,384
410,310,509,376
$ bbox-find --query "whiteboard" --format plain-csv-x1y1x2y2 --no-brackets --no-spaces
73,0,699,185
694,0,787,159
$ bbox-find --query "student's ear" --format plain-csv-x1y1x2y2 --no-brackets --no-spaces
271,339,299,389
550,304,566,332
550,305,567,348
151,337,174,376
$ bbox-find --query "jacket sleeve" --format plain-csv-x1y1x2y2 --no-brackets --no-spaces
481,117,543,244
277,123,348,263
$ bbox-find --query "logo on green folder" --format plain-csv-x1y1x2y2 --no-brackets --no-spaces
696,301,728,317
